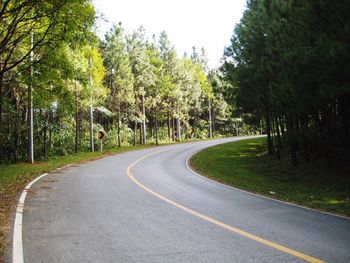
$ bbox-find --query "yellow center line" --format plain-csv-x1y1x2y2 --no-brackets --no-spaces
126,149,326,263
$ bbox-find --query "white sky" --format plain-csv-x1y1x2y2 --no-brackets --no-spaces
92,0,247,69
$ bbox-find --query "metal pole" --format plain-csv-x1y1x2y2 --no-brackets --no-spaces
89,55,94,152
28,32,34,163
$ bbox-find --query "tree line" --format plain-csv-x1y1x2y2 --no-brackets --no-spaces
221,0,349,166
0,0,245,164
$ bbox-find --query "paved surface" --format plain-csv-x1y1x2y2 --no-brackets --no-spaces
20,137,350,262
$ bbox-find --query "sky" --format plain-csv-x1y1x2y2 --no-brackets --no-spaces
92,0,247,69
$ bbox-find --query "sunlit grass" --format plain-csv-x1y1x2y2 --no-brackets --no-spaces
190,137,350,217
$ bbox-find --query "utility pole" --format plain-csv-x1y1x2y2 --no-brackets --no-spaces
89,55,94,152
75,80,79,153
27,32,34,163
208,98,213,138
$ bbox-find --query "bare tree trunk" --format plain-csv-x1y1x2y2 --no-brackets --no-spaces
300,116,310,162
139,121,143,144
133,121,137,145
43,112,48,158
172,113,175,141
287,113,298,166
167,111,171,140
208,98,213,138
117,99,121,147
155,107,158,145
265,111,273,155
177,118,181,141
272,117,281,160
0,74,3,162
319,110,332,166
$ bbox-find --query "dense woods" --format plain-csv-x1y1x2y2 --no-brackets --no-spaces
222,0,350,166
0,1,240,164
1,0,348,166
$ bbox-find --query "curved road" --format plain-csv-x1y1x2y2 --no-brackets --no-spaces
16,137,350,262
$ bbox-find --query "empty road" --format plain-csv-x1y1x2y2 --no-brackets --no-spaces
16,137,350,262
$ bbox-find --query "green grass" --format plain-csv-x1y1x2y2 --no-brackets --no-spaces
0,144,156,262
190,137,350,217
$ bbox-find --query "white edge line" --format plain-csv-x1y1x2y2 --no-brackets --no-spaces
185,150,350,221
12,163,73,263
13,172,48,263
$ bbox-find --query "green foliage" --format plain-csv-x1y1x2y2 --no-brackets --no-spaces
222,0,350,165
0,3,236,164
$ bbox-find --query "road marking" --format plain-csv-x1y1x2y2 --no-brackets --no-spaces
12,164,73,263
126,149,326,263
185,152,350,221
13,173,48,263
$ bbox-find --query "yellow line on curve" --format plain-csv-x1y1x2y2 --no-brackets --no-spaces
126,149,326,263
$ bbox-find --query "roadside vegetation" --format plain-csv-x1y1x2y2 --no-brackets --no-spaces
221,1,350,168
190,138,350,217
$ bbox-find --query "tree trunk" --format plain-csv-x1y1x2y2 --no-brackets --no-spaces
43,112,48,159
0,74,3,162
167,111,171,141
155,107,158,145
142,94,146,145
300,116,310,162
177,118,181,141
265,111,273,155
133,121,137,145
287,113,298,166
339,95,349,143
172,113,175,141
271,117,280,160
117,99,121,147
319,109,332,166
139,121,143,144
208,98,213,138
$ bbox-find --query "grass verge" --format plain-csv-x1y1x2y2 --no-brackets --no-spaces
0,144,156,262
190,137,350,217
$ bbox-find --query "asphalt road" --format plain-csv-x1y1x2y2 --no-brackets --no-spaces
18,137,350,262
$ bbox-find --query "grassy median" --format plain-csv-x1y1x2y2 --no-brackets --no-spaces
190,137,350,217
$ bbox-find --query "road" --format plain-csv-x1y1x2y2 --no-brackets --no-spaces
17,137,350,262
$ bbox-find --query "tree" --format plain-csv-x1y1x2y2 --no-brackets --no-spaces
127,27,156,145
103,23,134,147
0,0,95,162
222,0,350,166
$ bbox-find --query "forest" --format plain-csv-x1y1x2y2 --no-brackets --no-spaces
222,0,350,166
1,0,349,167
0,0,244,164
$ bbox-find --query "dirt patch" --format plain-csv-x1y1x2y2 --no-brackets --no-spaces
40,186,53,190
27,189,37,197
43,180,59,183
